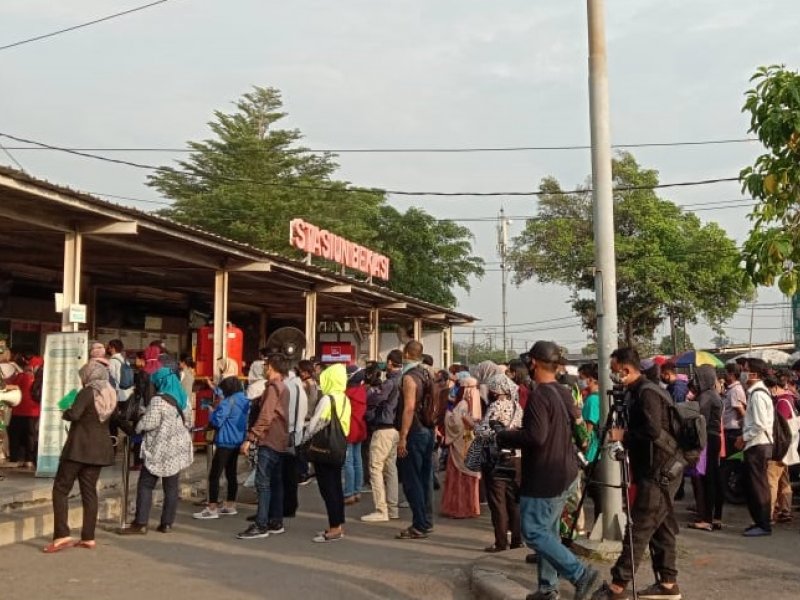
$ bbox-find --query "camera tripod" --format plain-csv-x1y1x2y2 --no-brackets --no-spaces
563,392,639,600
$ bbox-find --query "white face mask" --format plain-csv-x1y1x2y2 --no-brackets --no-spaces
577,379,588,391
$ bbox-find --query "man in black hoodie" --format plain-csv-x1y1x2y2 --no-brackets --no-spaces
592,348,682,600
497,341,599,600
690,365,723,531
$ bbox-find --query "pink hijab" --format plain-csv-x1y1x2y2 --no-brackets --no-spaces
144,343,162,375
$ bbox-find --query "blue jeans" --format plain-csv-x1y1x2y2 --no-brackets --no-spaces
520,487,588,593
255,446,284,528
399,426,434,532
344,442,363,498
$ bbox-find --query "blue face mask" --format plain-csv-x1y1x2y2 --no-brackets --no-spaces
577,379,588,391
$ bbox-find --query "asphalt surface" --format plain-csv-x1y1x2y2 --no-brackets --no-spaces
1,483,490,600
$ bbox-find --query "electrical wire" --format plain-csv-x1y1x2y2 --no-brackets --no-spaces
0,1,172,52
0,132,740,198
0,137,757,154
0,143,25,172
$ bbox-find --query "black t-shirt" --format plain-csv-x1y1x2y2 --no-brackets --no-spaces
497,381,578,498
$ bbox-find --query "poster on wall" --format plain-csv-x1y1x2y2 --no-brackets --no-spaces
36,331,88,478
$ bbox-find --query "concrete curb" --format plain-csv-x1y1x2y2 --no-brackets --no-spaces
471,564,529,600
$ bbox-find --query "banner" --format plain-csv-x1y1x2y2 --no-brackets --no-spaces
36,331,88,477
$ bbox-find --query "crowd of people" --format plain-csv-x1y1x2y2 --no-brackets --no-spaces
4,333,800,600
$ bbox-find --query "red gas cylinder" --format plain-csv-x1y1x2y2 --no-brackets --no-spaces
195,324,244,378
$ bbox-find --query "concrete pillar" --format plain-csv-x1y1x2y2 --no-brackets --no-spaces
441,325,452,368
304,291,317,359
369,308,380,361
213,270,229,362
61,231,82,332
413,318,423,344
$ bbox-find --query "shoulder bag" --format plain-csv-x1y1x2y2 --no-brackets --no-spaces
303,394,347,466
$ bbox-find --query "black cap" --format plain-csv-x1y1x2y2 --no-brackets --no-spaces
528,340,561,364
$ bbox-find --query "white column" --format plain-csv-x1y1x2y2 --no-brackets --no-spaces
213,270,229,363
369,308,380,360
304,291,317,359
441,325,452,368
61,231,82,332
413,318,423,343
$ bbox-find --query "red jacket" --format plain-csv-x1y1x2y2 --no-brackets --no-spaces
345,385,367,444
11,372,40,418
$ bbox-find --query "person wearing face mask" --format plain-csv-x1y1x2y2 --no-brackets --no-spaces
496,341,599,600
578,363,602,522
591,347,682,600
734,358,774,537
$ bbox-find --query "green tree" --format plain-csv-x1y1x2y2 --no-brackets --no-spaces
657,330,692,355
367,206,484,307
149,86,482,306
453,341,509,366
510,152,751,346
740,65,800,295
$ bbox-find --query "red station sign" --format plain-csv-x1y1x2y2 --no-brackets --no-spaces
289,218,391,280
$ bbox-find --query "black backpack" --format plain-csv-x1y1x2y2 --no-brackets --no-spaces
642,381,707,468
402,366,437,429
31,367,44,404
772,408,792,462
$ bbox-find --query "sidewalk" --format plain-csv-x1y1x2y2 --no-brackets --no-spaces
469,497,800,600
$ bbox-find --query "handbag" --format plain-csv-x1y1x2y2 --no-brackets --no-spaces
303,394,347,467
778,397,800,466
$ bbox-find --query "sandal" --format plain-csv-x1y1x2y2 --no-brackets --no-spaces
76,540,96,549
43,539,75,553
687,522,713,531
395,527,428,540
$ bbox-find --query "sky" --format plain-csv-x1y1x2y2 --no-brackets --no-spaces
1,0,799,355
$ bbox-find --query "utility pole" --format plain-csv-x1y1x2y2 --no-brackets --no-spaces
497,207,511,361
587,0,623,542
748,302,755,351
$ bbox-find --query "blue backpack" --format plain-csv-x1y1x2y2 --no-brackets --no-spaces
113,356,135,390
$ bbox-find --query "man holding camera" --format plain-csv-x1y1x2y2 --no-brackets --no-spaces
591,348,682,600
496,341,599,600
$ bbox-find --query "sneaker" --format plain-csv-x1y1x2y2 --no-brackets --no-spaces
361,512,389,523
299,474,316,486
236,524,270,539
574,567,600,600
267,521,285,535
637,583,682,600
742,526,771,537
218,506,238,516
193,507,219,519
526,591,559,600
590,582,630,600
398,501,410,508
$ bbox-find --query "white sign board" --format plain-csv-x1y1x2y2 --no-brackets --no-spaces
68,304,87,324
36,331,88,477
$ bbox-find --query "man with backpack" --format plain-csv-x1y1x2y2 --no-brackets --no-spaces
591,347,683,600
362,350,403,523
395,340,435,540
734,358,774,537
107,339,135,403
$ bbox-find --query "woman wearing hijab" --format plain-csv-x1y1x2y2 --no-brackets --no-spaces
120,367,193,534
440,376,482,519
303,363,351,543
194,375,249,519
45,361,116,553
482,373,523,553
473,360,507,416
246,360,266,401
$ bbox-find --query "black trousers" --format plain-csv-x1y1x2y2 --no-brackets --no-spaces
744,443,772,531
52,459,102,541
208,446,239,504
314,461,345,528
700,434,724,522
483,465,521,549
134,465,179,527
8,415,38,463
611,476,681,586
282,453,300,518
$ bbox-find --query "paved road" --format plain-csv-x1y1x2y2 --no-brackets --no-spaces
1,484,490,600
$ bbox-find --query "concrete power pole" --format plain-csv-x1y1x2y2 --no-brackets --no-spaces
587,0,624,541
497,207,511,361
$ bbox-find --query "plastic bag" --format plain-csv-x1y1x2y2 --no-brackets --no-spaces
57,389,79,411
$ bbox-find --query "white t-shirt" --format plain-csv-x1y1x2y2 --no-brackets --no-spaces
723,381,746,430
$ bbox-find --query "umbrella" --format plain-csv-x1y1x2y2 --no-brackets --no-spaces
788,351,800,366
735,349,791,366
673,350,724,368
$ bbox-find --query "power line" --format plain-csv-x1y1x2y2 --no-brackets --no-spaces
0,143,25,172
0,132,740,198
0,137,757,154
0,1,172,52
